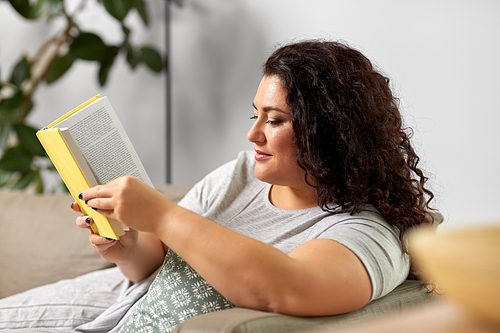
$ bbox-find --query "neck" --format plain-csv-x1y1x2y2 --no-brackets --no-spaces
269,184,318,210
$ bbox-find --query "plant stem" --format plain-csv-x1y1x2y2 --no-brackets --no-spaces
19,13,76,122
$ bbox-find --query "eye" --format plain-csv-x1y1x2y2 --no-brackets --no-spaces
250,115,258,120
266,120,281,125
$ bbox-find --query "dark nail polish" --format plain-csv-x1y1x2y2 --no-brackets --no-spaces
105,238,114,241
92,207,98,211
85,200,89,205
78,193,83,200
85,217,91,224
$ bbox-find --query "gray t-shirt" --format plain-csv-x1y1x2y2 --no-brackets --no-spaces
179,151,409,300
120,151,409,332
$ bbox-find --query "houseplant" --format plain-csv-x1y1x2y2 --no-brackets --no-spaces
0,0,164,193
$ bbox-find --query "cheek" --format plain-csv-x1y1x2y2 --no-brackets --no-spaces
268,126,295,150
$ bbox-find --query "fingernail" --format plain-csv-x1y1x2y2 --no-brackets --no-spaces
85,200,89,205
105,238,114,241
92,207,98,211
78,193,83,200
85,217,91,224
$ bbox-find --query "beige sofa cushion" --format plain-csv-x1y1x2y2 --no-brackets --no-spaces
0,185,189,299
0,190,114,298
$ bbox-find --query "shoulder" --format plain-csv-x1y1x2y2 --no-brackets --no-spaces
178,151,258,214
318,208,410,300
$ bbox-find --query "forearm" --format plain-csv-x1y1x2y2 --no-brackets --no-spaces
117,232,167,283
153,205,371,315
155,206,301,312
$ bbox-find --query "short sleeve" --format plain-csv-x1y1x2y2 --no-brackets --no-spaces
318,212,410,301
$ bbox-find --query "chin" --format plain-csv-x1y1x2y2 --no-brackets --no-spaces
254,167,274,184
254,171,269,183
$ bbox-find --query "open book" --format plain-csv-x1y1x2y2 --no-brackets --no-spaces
37,95,153,239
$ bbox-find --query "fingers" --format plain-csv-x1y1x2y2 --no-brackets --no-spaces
83,197,115,211
89,233,117,246
79,176,140,206
71,202,82,213
75,215,93,229
89,232,117,257
78,185,116,212
79,184,113,202
76,215,116,248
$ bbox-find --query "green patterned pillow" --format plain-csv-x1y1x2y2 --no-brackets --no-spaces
120,250,235,333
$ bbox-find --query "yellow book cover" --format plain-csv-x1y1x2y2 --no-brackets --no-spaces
36,128,123,239
36,95,152,240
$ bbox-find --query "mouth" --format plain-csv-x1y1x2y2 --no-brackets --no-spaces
254,149,272,161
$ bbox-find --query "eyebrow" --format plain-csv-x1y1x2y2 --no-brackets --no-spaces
252,103,288,114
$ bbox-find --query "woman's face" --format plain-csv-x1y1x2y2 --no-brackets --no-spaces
247,76,306,188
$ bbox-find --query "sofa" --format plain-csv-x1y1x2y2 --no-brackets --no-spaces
0,187,438,332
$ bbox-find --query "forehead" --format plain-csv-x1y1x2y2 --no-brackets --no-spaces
254,75,287,107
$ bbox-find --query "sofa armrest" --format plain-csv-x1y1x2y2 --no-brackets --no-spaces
172,279,435,333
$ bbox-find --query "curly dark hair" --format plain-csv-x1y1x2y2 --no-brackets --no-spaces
263,40,435,240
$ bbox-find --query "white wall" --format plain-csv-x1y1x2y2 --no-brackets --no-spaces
170,0,500,227
2,0,499,227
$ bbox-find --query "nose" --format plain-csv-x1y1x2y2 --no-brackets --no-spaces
247,120,266,144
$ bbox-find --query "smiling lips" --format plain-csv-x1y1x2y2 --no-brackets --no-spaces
254,149,272,161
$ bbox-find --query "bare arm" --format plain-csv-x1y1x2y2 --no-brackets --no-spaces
73,203,167,283
155,205,371,315
110,231,166,283
81,176,372,316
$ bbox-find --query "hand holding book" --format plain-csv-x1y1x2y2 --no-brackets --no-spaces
37,95,153,239
79,175,175,236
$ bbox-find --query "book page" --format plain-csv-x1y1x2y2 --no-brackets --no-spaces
60,128,98,187
54,97,153,187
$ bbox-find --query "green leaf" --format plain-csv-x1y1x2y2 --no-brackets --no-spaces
31,0,64,20
102,0,133,22
140,47,163,73
98,63,111,86
126,45,140,69
98,46,119,86
34,168,44,193
45,54,75,84
122,24,131,38
0,90,24,116
7,0,36,19
0,146,33,172
14,124,46,157
12,169,36,190
11,56,31,88
132,0,149,26
0,120,12,151
0,90,34,120
69,32,108,61
0,169,14,187
20,98,34,119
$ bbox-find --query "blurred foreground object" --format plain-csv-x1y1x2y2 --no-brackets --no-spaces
409,224,500,327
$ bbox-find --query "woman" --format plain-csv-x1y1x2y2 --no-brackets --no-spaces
0,39,433,332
